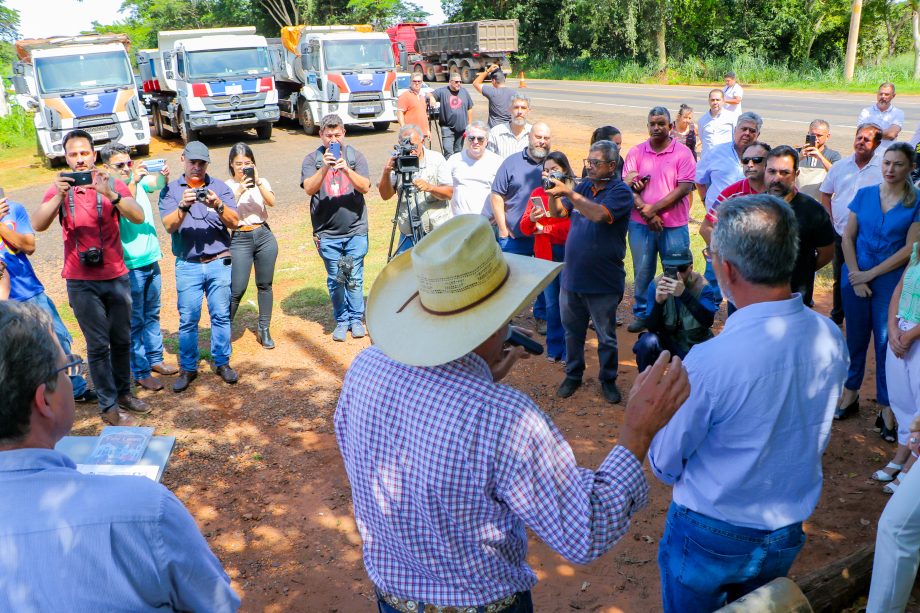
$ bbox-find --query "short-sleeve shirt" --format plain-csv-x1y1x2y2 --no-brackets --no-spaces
849,184,920,272
857,104,904,149
788,191,836,306
705,178,760,223
897,245,920,323
722,83,744,113
389,148,451,235
397,90,430,137
226,177,272,226
119,183,162,270
562,179,634,295
491,149,544,237
698,110,737,157
481,85,515,128
299,146,371,239
1,201,44,301
796,146,842,202
622,138,696,228
487,123,531,160
432,86,473,132
695,142,744,210
445,149,503,217
157,174,237,261
42,178,132,281
819,154,883,235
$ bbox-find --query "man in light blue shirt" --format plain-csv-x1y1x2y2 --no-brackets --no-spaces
0,301,239,612
649,194,848,613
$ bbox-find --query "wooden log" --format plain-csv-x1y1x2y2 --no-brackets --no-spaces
796,545,875,613
715,578,813,612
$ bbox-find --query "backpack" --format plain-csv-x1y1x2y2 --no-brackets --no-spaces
314,145,358,171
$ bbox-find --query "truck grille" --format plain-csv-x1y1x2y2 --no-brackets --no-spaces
350,92,382,103
348,92,383,118
203,92,266,112
77,113,117,128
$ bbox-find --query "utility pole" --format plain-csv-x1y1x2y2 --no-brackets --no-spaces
844,0,863,82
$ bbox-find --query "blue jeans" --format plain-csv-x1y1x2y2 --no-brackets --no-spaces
23,291,87,397
544,243,566,361
440,125,465,157
395,233,414,255
318,234,368,325
561,289,621,382
175,257,232,372
842,264,902,406
378,591,533,613
628,222,690,318
704,255,724,305
128,262,165,379
499,234,546,319
658,503,806,613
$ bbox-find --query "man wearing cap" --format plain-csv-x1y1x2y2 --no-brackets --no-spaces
337,214,691,613
473,62,516,128
159,141,240,392
633,247,715,372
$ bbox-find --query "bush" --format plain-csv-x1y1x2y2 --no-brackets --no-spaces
0,105,35,150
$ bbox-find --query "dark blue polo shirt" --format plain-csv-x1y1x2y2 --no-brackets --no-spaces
158,174,237,261
491,149,543,237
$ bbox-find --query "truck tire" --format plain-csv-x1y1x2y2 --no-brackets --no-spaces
372,121,390,132
36,135,55,169
135,144,150,156
178,109,199,143
460,62,476,84
424,63,436,82
298,99,318,136
152,105,168,139
256,123,273,140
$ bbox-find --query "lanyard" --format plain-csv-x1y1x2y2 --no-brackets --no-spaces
66,188,105,254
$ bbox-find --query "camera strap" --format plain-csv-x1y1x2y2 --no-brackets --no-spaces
66,189,105,255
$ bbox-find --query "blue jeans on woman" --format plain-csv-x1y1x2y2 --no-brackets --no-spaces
318,234,368,325
175,257,232,373
658,502,806,613
628,222,690,318
544,243,566,361
499,234,546,320
841,264,903,405
128,262,165,380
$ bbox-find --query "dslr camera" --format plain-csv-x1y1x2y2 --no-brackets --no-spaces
393,137,420,174
542,171,567,190
195,187,209,203
78,246,104,267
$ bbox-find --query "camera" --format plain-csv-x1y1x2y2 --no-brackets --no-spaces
195,187,209,203
79,246,104,267
542,171,567,190
393,137,420,174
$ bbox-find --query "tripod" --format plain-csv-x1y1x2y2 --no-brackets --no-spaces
387,169,425,261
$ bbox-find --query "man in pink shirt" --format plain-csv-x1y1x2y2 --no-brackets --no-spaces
622,106,696,332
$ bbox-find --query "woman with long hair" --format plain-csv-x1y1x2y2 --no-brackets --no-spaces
671,104,698,160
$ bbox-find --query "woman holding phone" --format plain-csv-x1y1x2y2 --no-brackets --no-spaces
520,152,573,363
226,142,278,349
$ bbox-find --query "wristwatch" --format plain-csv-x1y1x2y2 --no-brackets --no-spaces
111,193,122,206
216,203,225,215
178,203,191,213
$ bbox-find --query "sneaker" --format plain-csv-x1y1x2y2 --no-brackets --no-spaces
74,388,98,403
535,319,547,335
332,322,349,342
557,377,582,399
627,319,647,333
601,380,622,404
351,321,367,338
100,407,138,426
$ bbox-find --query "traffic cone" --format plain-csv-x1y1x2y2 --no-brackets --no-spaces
519,71,527,88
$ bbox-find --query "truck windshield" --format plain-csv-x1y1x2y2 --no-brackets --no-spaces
323,40,394,71
35,51,133,94
187,48,272,79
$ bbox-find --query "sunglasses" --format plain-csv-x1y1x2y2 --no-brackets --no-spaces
54,354,85,378
468,135,487,143
411,80,423,84
741,156,765,164
111,160,134,169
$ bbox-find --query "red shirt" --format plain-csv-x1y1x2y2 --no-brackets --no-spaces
519,187,571,260
43,178,132,281
705,178,761,224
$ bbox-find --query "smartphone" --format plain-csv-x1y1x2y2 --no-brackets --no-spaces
242,166,256,181
805,134,817,148
329,142,342,159
63,171,93,186
530,196,545,216
663,266,678,280
144,158,166,173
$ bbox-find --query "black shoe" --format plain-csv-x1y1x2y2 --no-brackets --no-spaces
117,393,152,415
627,319,646,333
557,378,582,399
834,397,859,420
215,364,239,384
601,380,622,404
74,388,98,403
257,326,275,349
831,312,844,326
173,370,198,393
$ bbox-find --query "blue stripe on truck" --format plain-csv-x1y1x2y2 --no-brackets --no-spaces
60,91,119,118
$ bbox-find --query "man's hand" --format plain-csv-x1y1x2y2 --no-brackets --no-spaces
620,351,691,460
93,169,117,200
182,189,198,205
413,178,432,193
132,164,148,185
383,156,396,173
205,190,221,209
0,198,9,220
55,173,75,195
647,215,664,232
497,225,512,239
544,178,572,199
160,163,171,179
655,279,673,304
332,157,348,171
323,151,338,167
490,326,532,381
639,202,656,219
671,275,686,297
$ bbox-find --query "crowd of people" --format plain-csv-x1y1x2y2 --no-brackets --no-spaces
4,67,920,612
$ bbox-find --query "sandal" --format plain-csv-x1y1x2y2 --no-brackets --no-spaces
880,407,898,443
872,462,903,482
884,478,902,495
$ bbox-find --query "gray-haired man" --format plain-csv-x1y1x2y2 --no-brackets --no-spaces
488,93,532,160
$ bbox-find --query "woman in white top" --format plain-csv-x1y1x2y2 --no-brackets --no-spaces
226,142,278,349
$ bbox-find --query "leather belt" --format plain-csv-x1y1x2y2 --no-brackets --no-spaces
235,224,262,232
190,251,231,264
378,591,518,613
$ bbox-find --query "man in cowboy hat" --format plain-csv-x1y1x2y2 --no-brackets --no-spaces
335,215,691,612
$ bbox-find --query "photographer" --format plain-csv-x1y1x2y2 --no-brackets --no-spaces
796,119,841,200
632,247,716,372
431,73,474,156
159,141,240,392
473,62,515,128
379,125,453,254
31,129,147,426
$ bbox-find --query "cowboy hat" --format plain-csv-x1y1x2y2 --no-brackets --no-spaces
366,215,562,366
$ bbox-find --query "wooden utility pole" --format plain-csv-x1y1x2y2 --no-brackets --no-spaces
844,0,863,82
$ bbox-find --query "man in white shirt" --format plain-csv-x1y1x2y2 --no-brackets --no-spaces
487,93,532,160
698,89,737,158
722,71,744,113
444,121,503,217
819,123,883,324
857,82,903,150
649,194,848,613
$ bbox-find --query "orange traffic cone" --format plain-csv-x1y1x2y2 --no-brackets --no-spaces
519,71,527,88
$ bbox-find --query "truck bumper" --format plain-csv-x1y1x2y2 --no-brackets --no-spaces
188,106,280,132
316,99,396,125
39,121,150,158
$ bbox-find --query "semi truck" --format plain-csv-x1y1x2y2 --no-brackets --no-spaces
387,20,518,84
10,34,151,167
137,27,280,143
273,25,397,135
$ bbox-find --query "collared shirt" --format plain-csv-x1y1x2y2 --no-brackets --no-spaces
0,448,239,612
491,149,544,237
397,89,431,137
819,153,883,235
487,122,531,160
445,149,503,217
158,174,237,261
648,295,849,531
704,178,760,223
335,347,649,606
622,138,696,228
698,109,737,157
722,83,744,113
857,103,904,149
1,201,44,301
695,141,744,210
120,180,163,270
389,148,451,235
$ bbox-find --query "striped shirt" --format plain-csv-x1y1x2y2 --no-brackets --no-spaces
487,122,531,160
335,346,649,606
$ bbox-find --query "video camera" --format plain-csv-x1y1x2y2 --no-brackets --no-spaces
542,171,568,190
393,137,420,175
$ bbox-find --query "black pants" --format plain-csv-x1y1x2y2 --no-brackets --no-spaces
440,126,465,157
229,224,279,327
66,275,133,412
831,234,844,322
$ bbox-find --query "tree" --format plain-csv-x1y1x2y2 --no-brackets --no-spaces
844,0,863,80
259,0,302,28
911,0,920,78
0,0,19,43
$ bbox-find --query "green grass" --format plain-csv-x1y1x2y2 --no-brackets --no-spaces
0,106,35,149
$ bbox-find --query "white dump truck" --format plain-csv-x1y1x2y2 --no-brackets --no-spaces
137,27,281,143
10,34,151,167
273,25,397,135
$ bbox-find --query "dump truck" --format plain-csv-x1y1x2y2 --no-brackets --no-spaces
273,25,397,135
10,34,151,167
137,27,281,143
387,20,518,83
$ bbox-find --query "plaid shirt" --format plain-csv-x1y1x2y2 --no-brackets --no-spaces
335,346,649,606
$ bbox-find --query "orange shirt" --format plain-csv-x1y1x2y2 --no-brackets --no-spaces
397,90,430,138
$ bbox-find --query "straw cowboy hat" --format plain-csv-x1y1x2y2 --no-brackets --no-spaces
367,215,562,366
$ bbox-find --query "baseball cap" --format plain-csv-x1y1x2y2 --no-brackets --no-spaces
661,247,693,267
182,141,210,163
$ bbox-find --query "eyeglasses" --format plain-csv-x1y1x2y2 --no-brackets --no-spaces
741,156,765,164
112,161,133,169
468,135,487,143
411,80,423,84
583,159,610,168
54,354,85,378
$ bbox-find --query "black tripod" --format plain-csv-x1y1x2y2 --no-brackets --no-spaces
387,169,425,261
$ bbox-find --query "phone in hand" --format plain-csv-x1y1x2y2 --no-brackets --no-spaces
805,134,817,148
530,196,546,217
663,266,678,280
329,142,342,159
63,171,93,186
242,166,256,182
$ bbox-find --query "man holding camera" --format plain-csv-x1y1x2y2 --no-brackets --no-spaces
473,62,516,128
32,129,147,426
431,73,474,157
397,74,436,141
796,119,841,200
379,125,453,254
633,247,716,373
101,144,178,392
301,114,372,342
159,141,240,392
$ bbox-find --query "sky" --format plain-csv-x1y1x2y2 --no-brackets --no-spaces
7,0,446,39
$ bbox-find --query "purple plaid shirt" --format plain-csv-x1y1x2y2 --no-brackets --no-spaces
335,346,649,606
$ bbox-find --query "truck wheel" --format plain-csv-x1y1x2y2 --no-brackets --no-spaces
460,62,475,84
372,121,390,132
298,99,318,136
151,105,166,139
424,63,436,82
256,124,273,140
178,109,199,143
135,144,150,156
36,135,54,169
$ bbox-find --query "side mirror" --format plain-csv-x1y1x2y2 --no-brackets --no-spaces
162,51,175,79
25,97,39,111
